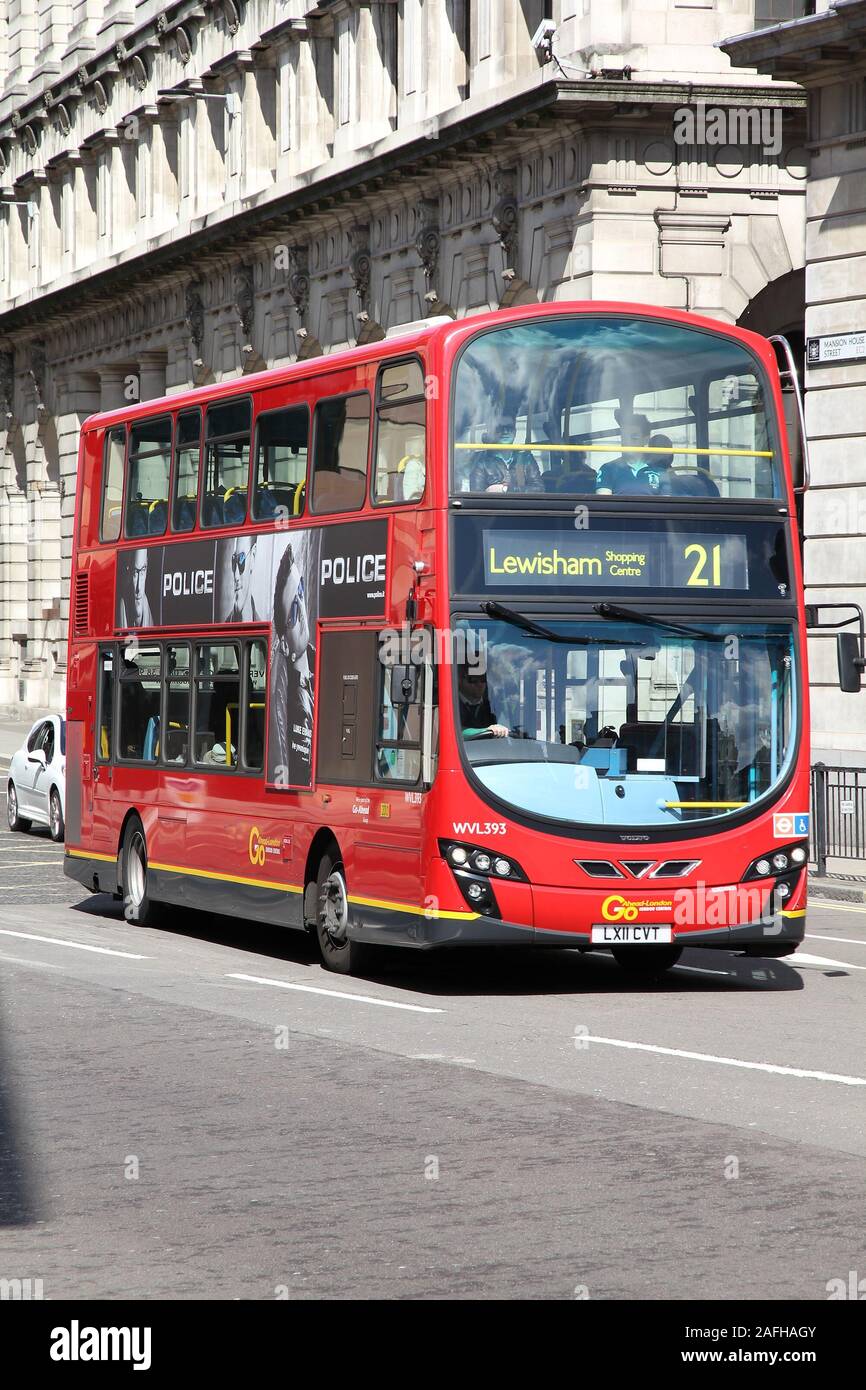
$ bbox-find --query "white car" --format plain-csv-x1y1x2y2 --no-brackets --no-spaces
6,716,66,842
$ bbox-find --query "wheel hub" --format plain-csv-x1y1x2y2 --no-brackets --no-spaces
320,871,348,945
127,832,146,909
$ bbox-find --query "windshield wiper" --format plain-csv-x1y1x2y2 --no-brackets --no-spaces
593,601,719,642
481,600,589,643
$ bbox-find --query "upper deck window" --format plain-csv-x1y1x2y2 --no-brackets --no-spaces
452,317,781,501
172,410,202,534
252,406,309,522
126,417,172,539
310,393,370,515
100,427,126,542
202,398,251,529
373,359,426,505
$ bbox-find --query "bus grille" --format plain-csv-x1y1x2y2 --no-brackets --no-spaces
73,571,89,636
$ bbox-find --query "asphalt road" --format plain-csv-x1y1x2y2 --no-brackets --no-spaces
1,802,864,1301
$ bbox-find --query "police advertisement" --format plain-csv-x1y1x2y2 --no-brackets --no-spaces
114,519,388,789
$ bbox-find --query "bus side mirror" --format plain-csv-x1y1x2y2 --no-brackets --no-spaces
390,664,420,704
837,632,864,693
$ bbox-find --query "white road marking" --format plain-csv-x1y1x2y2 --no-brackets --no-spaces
806,933,866,947
0,844,63,852
0,850,69,861
811,900,866,915
580,1035,866,1085
0,928,149,959
0,952,61,969
791,951,866,971
674,963,733,976
227,972,444,1013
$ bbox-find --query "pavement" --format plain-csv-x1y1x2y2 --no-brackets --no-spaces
0,794,865,1299
0,718,31,772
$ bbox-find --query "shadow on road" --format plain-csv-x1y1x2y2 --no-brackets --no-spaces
0,988,41,1227
70,891,805,995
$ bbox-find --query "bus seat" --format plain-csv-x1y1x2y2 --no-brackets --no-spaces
129,504,149,537
148,500,167,534
256,487,278,519
203,496,224,528
176,497,197,530
223,488,247,525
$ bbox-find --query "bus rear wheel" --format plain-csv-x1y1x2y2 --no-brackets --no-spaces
611,945,682,976
313,851,371,976
121,816,159,927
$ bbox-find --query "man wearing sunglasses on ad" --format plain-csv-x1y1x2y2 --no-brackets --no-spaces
223,535,259,623
270,541,315,786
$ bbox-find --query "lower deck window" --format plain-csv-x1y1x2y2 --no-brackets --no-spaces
118,645,162,761
194,643,240,767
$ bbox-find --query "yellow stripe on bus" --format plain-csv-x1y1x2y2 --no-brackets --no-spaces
68,848,476,920
348,891,479,921
148,860,304,894
455,442,775,459
781,909,807,918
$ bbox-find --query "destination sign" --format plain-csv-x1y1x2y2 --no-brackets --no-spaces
483,530,749,590
451,515,792,601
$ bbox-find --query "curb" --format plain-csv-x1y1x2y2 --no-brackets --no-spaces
807,875,866,905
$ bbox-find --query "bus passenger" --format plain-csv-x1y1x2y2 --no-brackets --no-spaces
468,417,513,493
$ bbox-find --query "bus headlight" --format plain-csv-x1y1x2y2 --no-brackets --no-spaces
742,841,809,881
440,841,527,881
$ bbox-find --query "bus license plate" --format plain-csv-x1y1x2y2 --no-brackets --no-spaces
591,925,673,944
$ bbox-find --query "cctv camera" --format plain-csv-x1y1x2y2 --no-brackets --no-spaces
531,19,557,58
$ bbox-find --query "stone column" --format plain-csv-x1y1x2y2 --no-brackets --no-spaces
64,0,105,67
34,0,72,81
99,364,128,413
138,350,167,402
3,0,39,96
57,370,99,673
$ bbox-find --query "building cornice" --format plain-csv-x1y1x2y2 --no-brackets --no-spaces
0,76,807,336
720,0,866,82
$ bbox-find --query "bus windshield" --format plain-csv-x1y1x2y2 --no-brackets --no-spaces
454,618,796,830
452,316,780,500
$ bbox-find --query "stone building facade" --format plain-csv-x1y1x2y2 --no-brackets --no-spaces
724,1,866,763
0,0,810,714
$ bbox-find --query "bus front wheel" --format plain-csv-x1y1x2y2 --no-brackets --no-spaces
121,816,159,927
313,851,371,976
611,945,682,976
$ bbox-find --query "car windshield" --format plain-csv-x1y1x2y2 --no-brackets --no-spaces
454,617,796,829
452,316,780,500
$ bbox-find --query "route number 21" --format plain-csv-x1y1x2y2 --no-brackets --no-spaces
684,542,722,587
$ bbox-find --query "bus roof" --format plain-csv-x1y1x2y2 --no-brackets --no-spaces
83,300,776,433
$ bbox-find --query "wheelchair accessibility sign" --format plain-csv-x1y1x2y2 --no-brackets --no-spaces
773,812,809,838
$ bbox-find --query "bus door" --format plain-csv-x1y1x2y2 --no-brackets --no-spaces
92,646,116,851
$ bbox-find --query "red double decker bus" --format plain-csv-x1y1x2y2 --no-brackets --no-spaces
63,302,831,975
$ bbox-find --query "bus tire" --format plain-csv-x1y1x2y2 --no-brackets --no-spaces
313,850,371,976
611,945,682,976
6,781,31,833
121,816,159,927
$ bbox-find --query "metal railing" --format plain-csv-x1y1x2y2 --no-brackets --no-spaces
810,764,866,874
